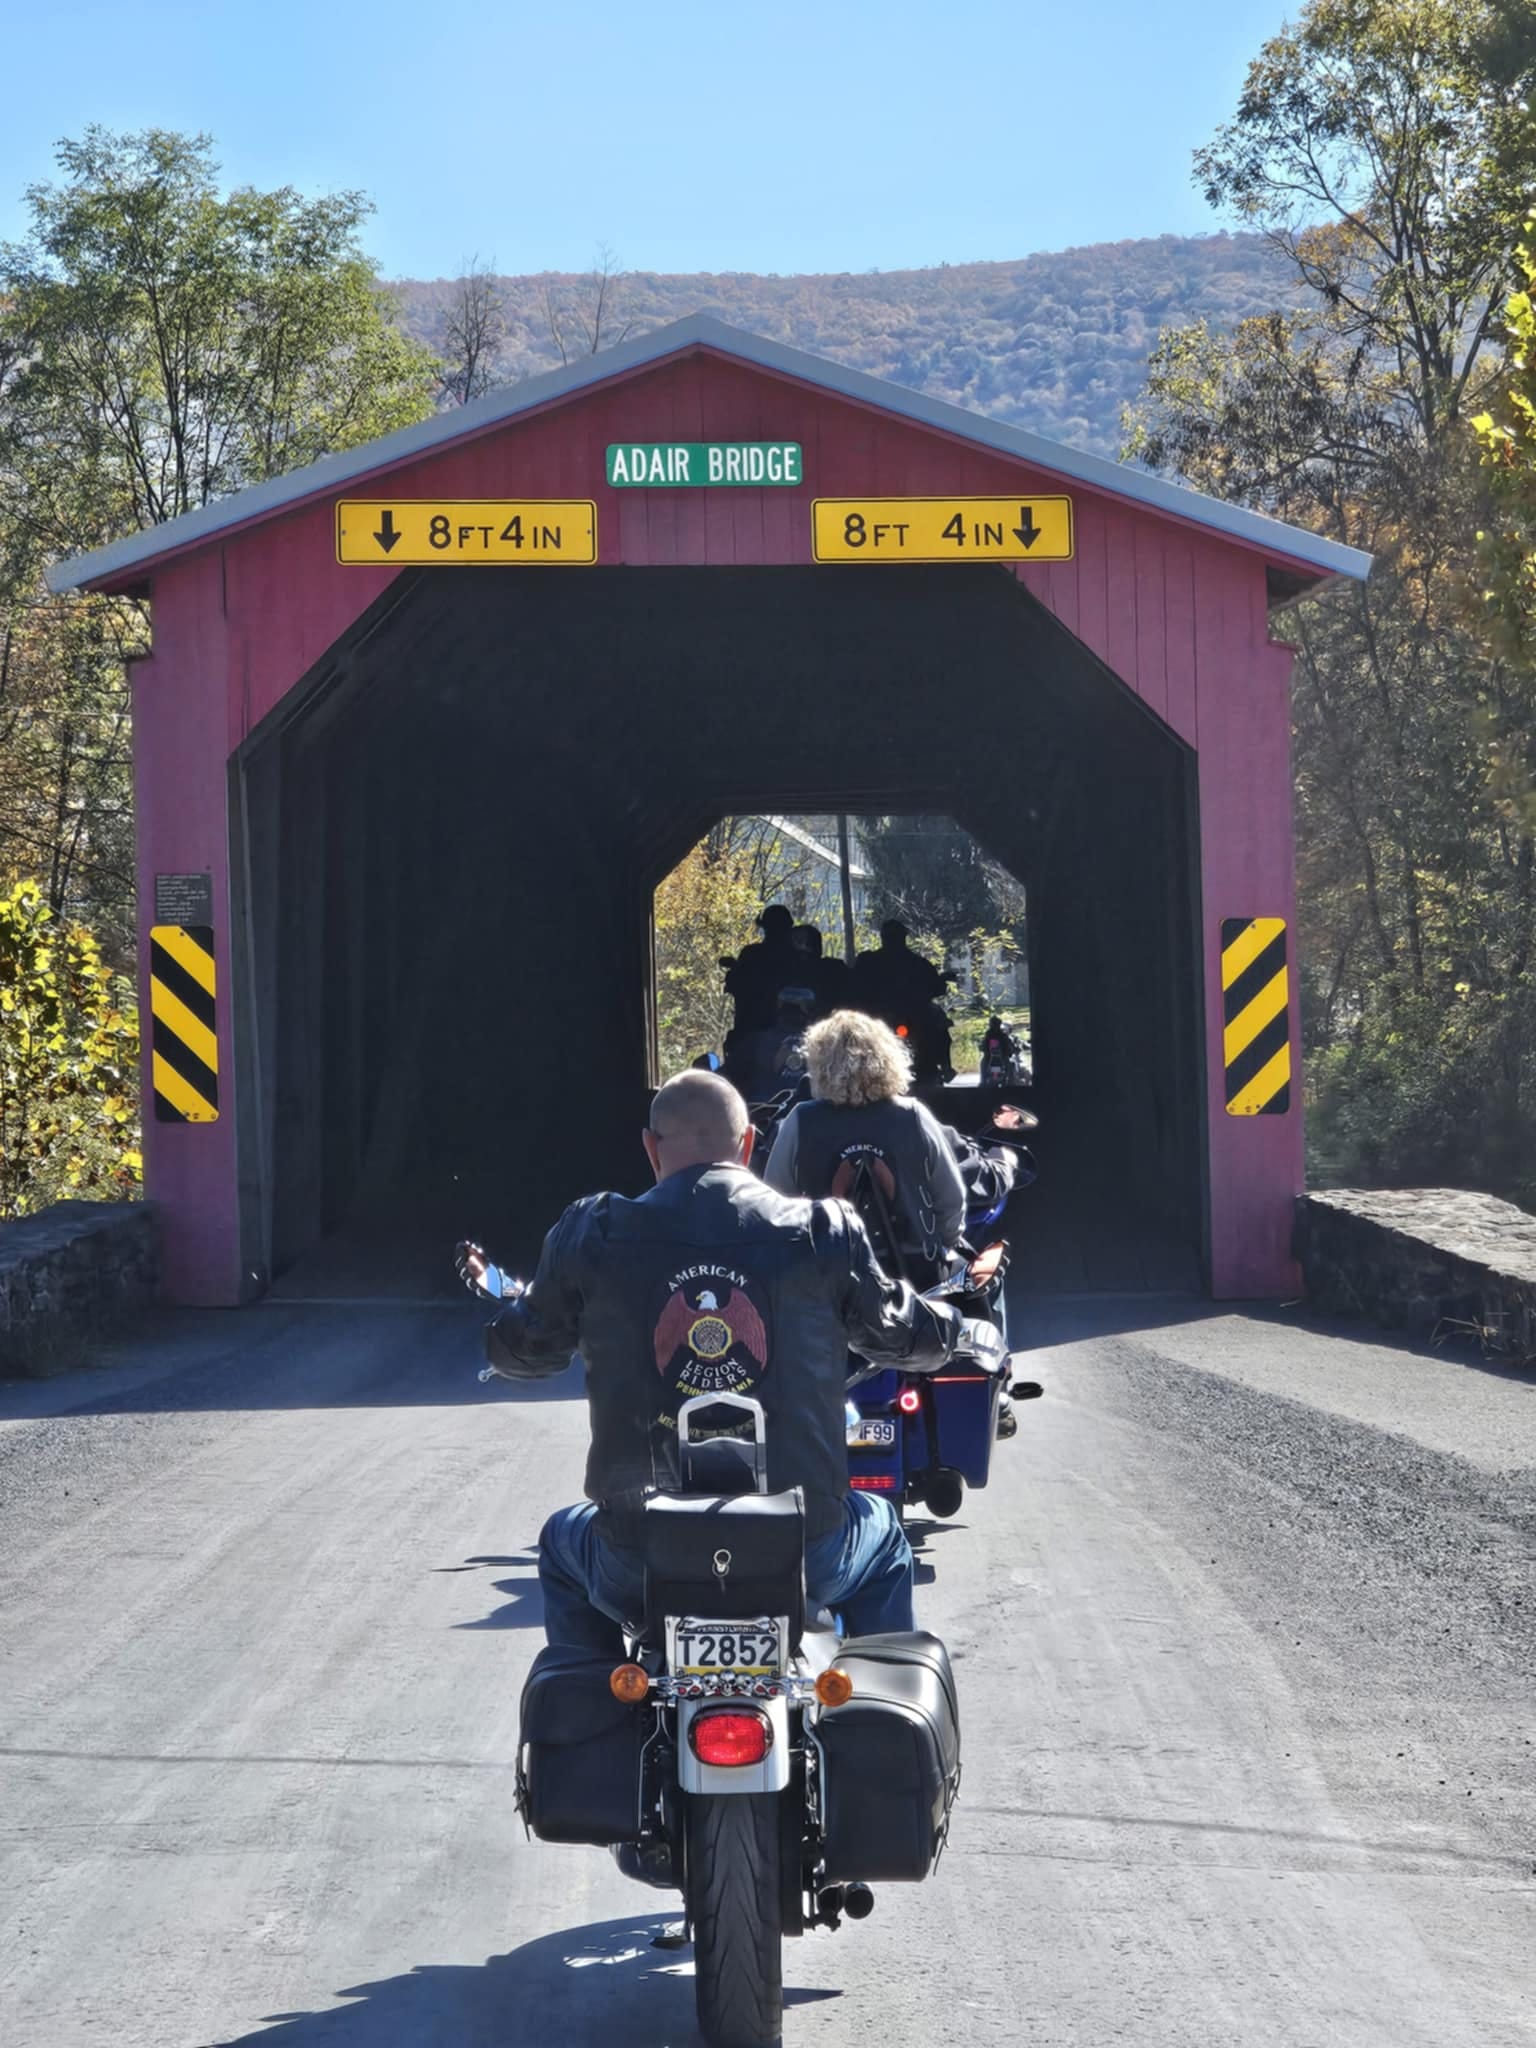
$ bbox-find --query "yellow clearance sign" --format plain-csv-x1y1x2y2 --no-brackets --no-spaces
812,496,1073,563
336,500,597,565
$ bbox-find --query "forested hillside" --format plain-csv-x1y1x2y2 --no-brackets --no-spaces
394,233,1290,455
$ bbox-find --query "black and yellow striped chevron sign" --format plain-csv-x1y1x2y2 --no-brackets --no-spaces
1221,917,1291,1116
149,924,219,1123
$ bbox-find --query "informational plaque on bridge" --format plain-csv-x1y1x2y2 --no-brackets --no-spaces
154,872,214,926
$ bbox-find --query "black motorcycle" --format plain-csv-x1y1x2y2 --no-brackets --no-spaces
978,1032,1028,1087
460,1253,977,2048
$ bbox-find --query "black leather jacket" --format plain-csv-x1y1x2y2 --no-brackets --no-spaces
485,1162,961,1540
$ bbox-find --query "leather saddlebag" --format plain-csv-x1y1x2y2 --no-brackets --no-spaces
817,1630,961,1882
518,1644,648,1845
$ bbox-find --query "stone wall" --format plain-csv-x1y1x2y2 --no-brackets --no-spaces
1294,1189,1536,1361
0,1201,158,1376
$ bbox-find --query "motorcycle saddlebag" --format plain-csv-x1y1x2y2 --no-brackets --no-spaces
817,1630,961,1883
518,1644,649,1845
929,1364,1003,1490
642,1488,806,1648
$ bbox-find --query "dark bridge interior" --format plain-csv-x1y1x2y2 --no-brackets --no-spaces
233,566,1205,1297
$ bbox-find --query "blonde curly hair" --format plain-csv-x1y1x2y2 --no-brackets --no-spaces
803,1010,912,1107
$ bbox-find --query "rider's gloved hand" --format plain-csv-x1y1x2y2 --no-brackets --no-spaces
455,1240,489,1294
959,1316,1010,1377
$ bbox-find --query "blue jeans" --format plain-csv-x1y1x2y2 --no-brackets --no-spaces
539,1494,914,1655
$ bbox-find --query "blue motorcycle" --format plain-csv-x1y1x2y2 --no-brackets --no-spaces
845,1108,1041,1522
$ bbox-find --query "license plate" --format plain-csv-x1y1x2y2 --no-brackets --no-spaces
674,1620,783,1677
847,1417,897,1449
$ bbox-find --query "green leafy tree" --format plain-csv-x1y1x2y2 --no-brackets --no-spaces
0,880,140,1218
1126,0,1536,1201
0,127,440,909
0,127,440,566
0,129,439,1209
0,587,138,958
859,816,1025,947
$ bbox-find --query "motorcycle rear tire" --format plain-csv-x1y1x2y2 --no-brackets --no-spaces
687,1791,784,2048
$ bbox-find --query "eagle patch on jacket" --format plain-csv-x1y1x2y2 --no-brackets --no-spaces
651,1262,772,1425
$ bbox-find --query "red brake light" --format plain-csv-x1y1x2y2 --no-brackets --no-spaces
850,1473,900,1491
898,1387,922,1415
689,1708,772,1767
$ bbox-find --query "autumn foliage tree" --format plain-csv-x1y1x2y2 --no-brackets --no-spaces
1127,0,1536,1199
0,880,140,1218
654,837,764,1076
1476,225,1536,706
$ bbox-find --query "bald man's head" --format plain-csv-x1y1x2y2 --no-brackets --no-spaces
643,1070,753,1181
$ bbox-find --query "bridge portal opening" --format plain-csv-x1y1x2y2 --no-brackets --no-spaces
651,812,1029,1080
233,565,1204,1298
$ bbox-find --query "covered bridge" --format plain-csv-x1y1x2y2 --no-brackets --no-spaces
51,315,1369,1306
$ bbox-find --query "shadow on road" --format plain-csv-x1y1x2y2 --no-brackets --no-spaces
0,1307,590,1420
448,1553,546,1631
202,1914,839,2047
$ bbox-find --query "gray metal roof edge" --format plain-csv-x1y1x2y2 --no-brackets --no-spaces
47,310,1371,593
46,318,708,593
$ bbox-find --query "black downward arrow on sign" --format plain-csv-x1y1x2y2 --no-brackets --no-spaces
1012,505,1042,549
374,508,401,553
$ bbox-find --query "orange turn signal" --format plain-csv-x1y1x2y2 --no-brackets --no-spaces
610,1663,650,1704
814,1667,854,1709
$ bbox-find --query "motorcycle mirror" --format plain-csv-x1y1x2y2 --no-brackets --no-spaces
967,1243,1006,1288
1010,1380,1044,1400
991,1104,1039,1132
455,1241,515,1304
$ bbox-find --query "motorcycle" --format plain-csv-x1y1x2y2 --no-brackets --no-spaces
460,1252,974,2048
978,1031,1028,1088
843,1106,1041,1520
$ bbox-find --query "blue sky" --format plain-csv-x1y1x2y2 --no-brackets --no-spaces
0,0,1294,279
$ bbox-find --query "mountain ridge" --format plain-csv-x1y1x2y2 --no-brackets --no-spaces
391,230,1291,458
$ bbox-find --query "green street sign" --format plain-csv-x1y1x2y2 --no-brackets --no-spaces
606,441,803,488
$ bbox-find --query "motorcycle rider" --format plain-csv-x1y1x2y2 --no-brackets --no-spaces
722,904,800,1039
468,1070,999,1656
761,1009,965,1277
978,1013,1024,1079
852,918,947,1021
793,923,850,1017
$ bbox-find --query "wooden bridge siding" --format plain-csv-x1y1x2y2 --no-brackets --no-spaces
130,346,1299,1303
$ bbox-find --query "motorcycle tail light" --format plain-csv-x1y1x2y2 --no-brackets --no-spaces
898,1387,922,1415
689,1708,772,1767
850,1474,900,1491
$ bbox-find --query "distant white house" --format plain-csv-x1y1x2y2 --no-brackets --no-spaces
749,813,1028,1005
754,816,873,935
